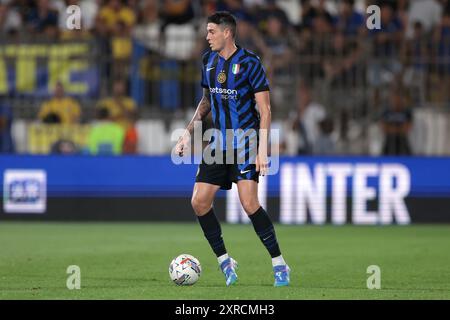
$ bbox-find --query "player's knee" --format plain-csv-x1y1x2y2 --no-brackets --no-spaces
241,199,260,215
191,196,212,216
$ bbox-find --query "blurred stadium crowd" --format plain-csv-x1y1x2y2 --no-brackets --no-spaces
0,0,450,156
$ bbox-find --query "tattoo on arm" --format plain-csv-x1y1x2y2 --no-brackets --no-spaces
185,89,211,134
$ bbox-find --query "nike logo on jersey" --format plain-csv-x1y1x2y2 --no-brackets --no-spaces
240,169,251,174
207,67,215,71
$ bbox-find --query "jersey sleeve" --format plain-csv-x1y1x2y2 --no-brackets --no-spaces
248,57,270,93
200,52,209,89
201,66,208,89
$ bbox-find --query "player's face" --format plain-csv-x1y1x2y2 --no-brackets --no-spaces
206,23,226,52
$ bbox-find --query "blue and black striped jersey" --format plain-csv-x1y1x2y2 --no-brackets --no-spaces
201,46,270,151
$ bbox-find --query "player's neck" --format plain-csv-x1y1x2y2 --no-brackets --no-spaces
218,43,238,60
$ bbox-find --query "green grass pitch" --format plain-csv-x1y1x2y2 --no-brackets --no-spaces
0,222,449,299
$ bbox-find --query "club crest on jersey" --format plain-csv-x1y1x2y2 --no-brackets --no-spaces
217,71,227,84
232,64,240,74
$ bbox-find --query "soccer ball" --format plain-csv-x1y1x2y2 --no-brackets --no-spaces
169,254,202,286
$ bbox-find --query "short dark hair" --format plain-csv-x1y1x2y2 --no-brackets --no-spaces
413,21,423,29
207,11,237,38
97,107,110,120
343,0,355,6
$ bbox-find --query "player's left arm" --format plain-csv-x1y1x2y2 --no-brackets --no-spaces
255,91,271,176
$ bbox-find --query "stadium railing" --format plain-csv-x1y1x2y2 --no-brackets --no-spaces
1,34,449,156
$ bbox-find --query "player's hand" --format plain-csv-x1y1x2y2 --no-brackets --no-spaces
175,133,190,157
255,153,269,176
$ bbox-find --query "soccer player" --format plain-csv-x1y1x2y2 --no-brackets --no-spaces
175,12,290,287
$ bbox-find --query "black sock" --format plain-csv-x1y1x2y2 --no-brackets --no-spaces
197,208,227,257
249,207,281,258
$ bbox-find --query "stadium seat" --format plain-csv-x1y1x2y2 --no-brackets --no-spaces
163,24,196,61
410,109,427,155
445,114,450,154
422,109,440,155
169,119,188,140
283,123,299,156
11,120,28,154
136,119,168,155
413,108,450,156
368,123,383,156
434,111,448,155
270,120,285,155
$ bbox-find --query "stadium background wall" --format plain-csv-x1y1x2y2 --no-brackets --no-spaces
1,155,449,224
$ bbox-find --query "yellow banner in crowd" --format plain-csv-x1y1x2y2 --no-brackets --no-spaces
0,42,92,95
28,123,91,154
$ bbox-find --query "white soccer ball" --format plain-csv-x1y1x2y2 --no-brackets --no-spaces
169,254,202,286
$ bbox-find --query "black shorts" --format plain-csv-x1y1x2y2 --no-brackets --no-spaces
195,151,259,190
